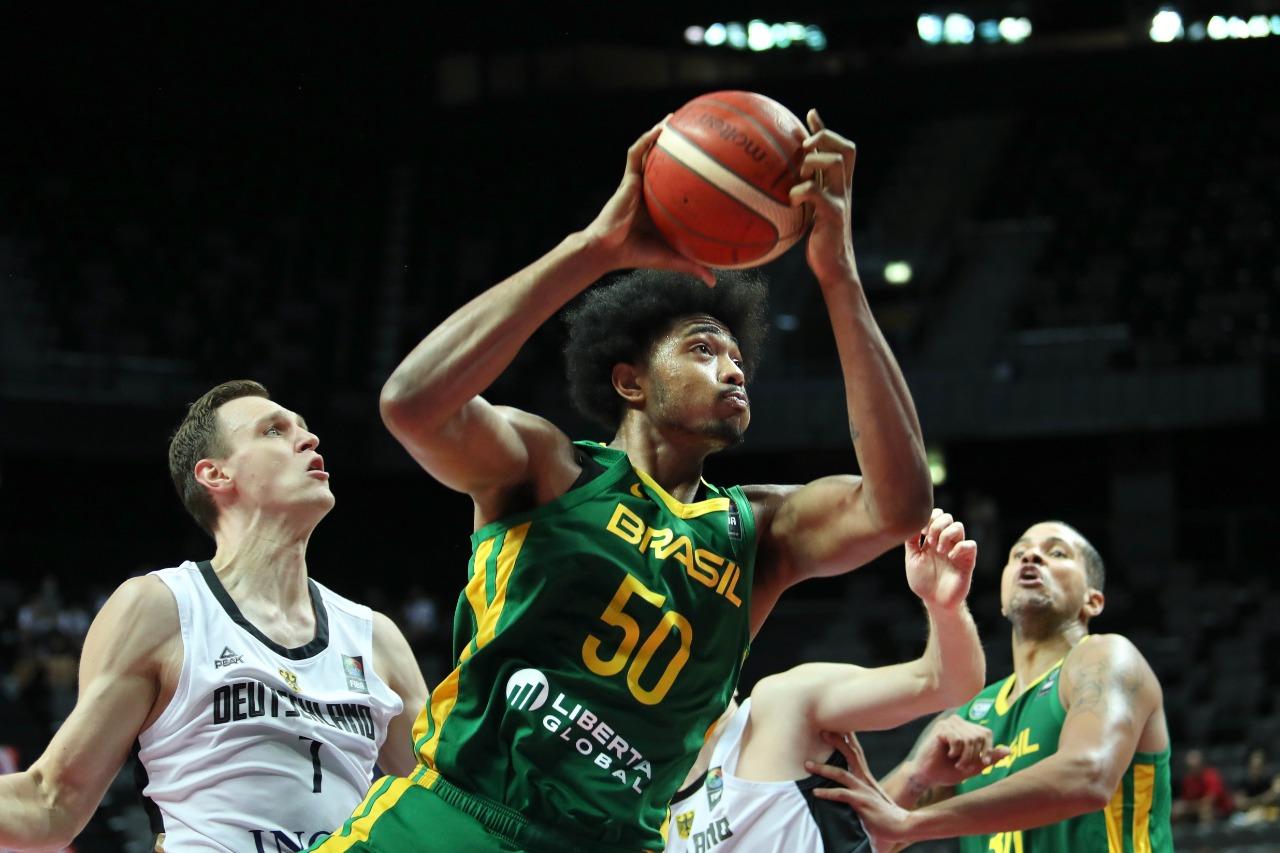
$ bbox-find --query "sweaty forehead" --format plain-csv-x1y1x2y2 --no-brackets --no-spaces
1018,522,1080,549
674,314,738,344
217,395,301,433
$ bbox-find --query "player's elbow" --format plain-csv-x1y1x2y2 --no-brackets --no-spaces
867,477,933,542
938,666,985,709
1065,754,1121,812
379,376,436,436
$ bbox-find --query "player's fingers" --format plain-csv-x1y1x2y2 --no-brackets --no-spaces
810,786,865,807
803,121,856,178
937,521,966,554
822,731,876,779
788,180,842,215
947,540,978,570
927,512,954,547
984,745,1012,765
805,759,858,789
799,151,844,183
628,119,667,173
945,736,963,761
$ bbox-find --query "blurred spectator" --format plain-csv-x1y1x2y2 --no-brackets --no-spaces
1173,748,1235,824
1233,747,1280,824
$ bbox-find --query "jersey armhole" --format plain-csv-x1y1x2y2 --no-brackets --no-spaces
669,771,706,806
139,570,193,738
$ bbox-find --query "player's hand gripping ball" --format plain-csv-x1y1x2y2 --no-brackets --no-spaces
643,91,811,269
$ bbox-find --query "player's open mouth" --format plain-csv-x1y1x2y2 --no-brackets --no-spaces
1017,566,1043,586
307,456,329,479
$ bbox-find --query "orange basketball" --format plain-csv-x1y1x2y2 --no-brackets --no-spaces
643,91,811,269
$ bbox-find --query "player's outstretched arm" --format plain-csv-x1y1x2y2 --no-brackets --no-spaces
752,510,984,745
0,577,177,851
379,121,712,508
370,612,430,777
808,635,1163,848
750,112,930,619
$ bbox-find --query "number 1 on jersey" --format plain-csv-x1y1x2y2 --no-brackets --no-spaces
299,736,324,793
582,574,693,706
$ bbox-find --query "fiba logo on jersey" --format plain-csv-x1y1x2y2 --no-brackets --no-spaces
506,668,549,712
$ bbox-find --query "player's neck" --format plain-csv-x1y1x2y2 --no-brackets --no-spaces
209,516,314,614
1009,622,1087,694
610,421,710,503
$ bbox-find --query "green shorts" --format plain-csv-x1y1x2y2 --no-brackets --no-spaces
307,769,645,853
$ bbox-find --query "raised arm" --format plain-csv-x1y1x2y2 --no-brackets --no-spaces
750,510,983,767
370,612,430,777
751,112,930,617
811,635,1165,849
0,577,177,851
379,122,712,513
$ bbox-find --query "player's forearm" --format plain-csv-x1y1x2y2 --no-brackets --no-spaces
380,230,613,429
886,767,954,811
0,769,83,850
917,603,984,709
821,276,930,534
906,753,1113,840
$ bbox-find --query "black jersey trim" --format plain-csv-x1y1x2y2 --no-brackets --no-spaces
197,561,330,660
669,769,708,806
570,445,608,490
131,739,165,837
798,749,872,851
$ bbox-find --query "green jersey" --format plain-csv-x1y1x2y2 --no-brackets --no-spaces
954,646,1173,853
409,442,758,850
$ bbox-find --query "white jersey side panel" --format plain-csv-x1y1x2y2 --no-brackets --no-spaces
665,699,829,853
137,562,404,852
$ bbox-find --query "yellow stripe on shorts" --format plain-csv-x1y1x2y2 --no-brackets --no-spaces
312,776,413,852
1132,762,1156,853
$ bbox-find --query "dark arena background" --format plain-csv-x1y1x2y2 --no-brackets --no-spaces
2,4,1277,851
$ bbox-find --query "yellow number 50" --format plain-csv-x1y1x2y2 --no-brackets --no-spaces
582,574,693,705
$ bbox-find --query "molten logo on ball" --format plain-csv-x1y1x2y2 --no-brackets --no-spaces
694,113,768,163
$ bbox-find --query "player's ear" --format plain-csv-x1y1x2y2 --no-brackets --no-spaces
1082,588,1104,620
195,458,234,495
611,362,646,406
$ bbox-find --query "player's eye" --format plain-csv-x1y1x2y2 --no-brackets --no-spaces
265,425,282,436
1050,549,1067,558
694,343,712,356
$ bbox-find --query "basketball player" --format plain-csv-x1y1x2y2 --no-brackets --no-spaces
807,521,1174,852
0,381,428,852
665,508,996,853
309,110,932,853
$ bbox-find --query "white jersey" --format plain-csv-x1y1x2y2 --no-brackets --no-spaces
665,699,868,853
136,561,403,852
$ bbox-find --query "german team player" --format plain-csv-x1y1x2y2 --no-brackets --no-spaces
0,381,427,852
809,521,1174,853
665,508,991,853
311,109,932,852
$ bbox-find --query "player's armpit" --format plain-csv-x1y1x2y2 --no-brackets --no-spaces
748,475,909,590
371,612,429,777
0,576,177,849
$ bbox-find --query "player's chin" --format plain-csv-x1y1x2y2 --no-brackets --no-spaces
703,420,746,449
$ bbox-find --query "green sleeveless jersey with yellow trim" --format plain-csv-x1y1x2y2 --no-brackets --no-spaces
954,648,1173,853
411,442,758,850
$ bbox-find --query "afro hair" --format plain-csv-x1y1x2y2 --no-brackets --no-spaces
562,268,769,430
